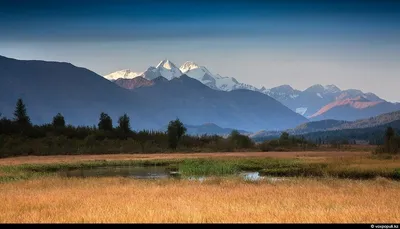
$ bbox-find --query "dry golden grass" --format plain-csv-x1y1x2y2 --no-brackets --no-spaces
301,154,400,170
0,151,369,166
0,177,399,223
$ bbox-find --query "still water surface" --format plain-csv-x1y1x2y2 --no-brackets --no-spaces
59,165,279,181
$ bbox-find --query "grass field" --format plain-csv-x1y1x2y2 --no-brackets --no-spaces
0,150,370,165
0,151,399,223
0,177,399,223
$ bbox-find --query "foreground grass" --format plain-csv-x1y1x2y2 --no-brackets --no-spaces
0,177,399,223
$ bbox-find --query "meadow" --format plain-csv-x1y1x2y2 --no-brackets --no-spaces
0,151,399,223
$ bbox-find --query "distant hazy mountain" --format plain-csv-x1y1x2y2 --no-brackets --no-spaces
292,119,350,134
250,110,400,140
301,119,400,145
309,96,400,121
335,110,400,130
252,110,400,140
105,60,395,121
0,55,307,132
263,84,387,118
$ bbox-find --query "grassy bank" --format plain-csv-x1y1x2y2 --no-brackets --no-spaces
0,177,399,223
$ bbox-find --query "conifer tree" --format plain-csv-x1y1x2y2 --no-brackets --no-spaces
13,98,31,127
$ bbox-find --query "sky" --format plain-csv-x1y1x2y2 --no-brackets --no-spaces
0,0,399,102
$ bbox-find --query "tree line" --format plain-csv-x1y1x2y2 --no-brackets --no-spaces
375,127,400,154
0,98,260,157
1,98,397,157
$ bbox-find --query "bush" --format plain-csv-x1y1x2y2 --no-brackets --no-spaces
258,133,317,152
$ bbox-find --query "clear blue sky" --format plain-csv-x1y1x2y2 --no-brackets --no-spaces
0,0,399,102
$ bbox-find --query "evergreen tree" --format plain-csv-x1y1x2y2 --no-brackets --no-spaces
279,132,289,142
13,98,31,126
384,126,395,153
52,113,66,128
118,114,131,134
167,118,187,150
228,130,254,149
98,112,113,131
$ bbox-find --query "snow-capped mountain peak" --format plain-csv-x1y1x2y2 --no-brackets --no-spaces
104,69,143,81
305,84,341,94
104,60,253,92
140,59,182,80
180,61,201,73
264,84,300,101
156,59,178,70
272,84,295,92
323,84,341,93
180,61,216,79
305,84,325,93
179,62,246,91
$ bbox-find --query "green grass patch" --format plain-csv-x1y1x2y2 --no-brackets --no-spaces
260,163,400,180
177,158,301,177
178,159,239,176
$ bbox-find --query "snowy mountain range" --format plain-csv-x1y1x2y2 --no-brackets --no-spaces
104,59,398,121
104,59,260,92
105,60,181,81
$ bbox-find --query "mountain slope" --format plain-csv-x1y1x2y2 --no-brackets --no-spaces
134,75,308,131
333,110,400,130
0,55,147,127
114,77,154,90
147,59,182,80
292,119,350,134
250,110,400,140
293,109,400,133
0,55,307,132
179,61,260,92
309,96,400,121
301,119,400,145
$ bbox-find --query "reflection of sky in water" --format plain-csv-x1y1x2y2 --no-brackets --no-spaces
188,176,206,182
241,172,286,182
62,166,171,179
61,166,287,182
241,172,263,181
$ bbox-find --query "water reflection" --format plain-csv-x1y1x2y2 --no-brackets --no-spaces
240,172,263,181
59,166,285,182
60,166,171,179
